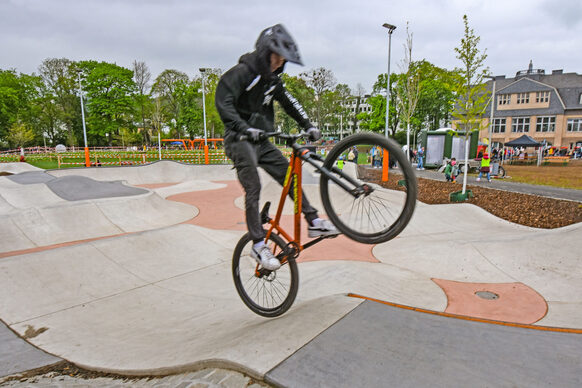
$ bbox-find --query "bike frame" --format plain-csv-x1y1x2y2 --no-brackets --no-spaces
263,140,362,255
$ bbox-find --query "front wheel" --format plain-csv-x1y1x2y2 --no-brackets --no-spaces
320,133,417,244
232,232,299,317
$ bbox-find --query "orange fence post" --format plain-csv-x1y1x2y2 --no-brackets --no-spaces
382,149,389,182
204,145,209,164
84,147,91,167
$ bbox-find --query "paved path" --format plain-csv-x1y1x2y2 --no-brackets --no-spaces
0,161,581,387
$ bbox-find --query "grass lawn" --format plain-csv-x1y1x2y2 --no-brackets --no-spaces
503,160,582,190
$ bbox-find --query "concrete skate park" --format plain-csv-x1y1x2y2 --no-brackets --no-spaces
1,161,581,387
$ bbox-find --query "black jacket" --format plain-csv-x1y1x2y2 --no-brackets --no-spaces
215,50,312,142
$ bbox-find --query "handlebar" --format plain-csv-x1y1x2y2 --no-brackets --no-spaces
237,131,307,143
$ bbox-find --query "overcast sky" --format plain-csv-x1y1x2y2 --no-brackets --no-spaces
1,0,581,92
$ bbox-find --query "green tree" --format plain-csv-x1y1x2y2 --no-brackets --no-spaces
7,122,35,148
38,58,81,146
300,67,336,130
201,69,224,138
358,73,401,137
78,61,137,145
330,83,351,139
275,74,314,133
453,14,490,193
174,78,203,138
152,69,189,137
133,60,153,144
395,23,421,158
0,69,43,146
412,60,457,131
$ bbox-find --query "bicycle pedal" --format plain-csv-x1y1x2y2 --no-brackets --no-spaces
260,202,271,224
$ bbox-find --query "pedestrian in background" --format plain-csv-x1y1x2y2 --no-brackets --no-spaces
416,146,425,170
451,158,459,183
444,159,453,182
477,153,491,182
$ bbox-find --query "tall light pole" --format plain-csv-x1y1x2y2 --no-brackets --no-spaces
77,72,91,167
199,68,209,147
382,23,396,138
484,75,496,154
199,68,209,164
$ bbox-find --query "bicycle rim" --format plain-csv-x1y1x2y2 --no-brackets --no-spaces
232,233,299,317
320,133,417,244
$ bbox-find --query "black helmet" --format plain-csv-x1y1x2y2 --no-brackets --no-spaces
255,24,303,66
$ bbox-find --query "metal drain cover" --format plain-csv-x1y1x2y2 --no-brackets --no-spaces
475,291,499,300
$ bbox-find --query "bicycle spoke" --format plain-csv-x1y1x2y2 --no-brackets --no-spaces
233,235,297,315
320,133,416,243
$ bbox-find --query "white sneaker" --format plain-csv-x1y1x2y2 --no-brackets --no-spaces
308,219,341,238
251,246,280,270
476,178,481,181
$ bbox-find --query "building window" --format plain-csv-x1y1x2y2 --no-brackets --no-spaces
579,94,582,104
516,93,530,104
512,117,530,132
567,118,582,132
492,118,506,133
536,116,555,132
498,94,511,105
535,91,550,103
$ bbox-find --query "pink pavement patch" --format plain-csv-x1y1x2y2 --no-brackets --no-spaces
432,278,548,324
167,180,247,231
167,180,377,263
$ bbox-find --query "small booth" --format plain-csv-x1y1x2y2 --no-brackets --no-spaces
504,135,541,165
417,129,479,168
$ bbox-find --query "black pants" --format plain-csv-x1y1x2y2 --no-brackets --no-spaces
225,139,319,242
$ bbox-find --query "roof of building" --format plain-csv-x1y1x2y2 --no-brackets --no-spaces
484,63,582,114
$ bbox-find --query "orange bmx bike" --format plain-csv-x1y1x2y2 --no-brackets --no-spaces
232,132,417,317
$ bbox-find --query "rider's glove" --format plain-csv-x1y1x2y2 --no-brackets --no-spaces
245,127,265,142
306,127,321,141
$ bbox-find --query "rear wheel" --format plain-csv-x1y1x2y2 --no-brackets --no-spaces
320,133,417,244
232,232,298,317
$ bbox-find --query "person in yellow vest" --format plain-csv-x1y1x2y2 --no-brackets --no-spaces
476,152,491,182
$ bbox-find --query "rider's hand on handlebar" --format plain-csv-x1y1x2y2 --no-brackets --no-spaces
245,127,265,142
306,127,321,141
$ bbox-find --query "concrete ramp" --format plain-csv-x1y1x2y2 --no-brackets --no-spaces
0,174,197,254
0,163,42,174
48,161,236,185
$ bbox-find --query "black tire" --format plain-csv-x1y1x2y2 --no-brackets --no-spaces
497,165,506,178
320,133,417,244
232,232,299,317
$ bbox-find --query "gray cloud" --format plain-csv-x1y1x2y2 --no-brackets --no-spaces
1,0,581,91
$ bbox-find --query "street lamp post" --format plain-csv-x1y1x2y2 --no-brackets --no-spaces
77,72,91,167
382,23,396,138
382,23,396,182
484,75,496,155
199,68,209,164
